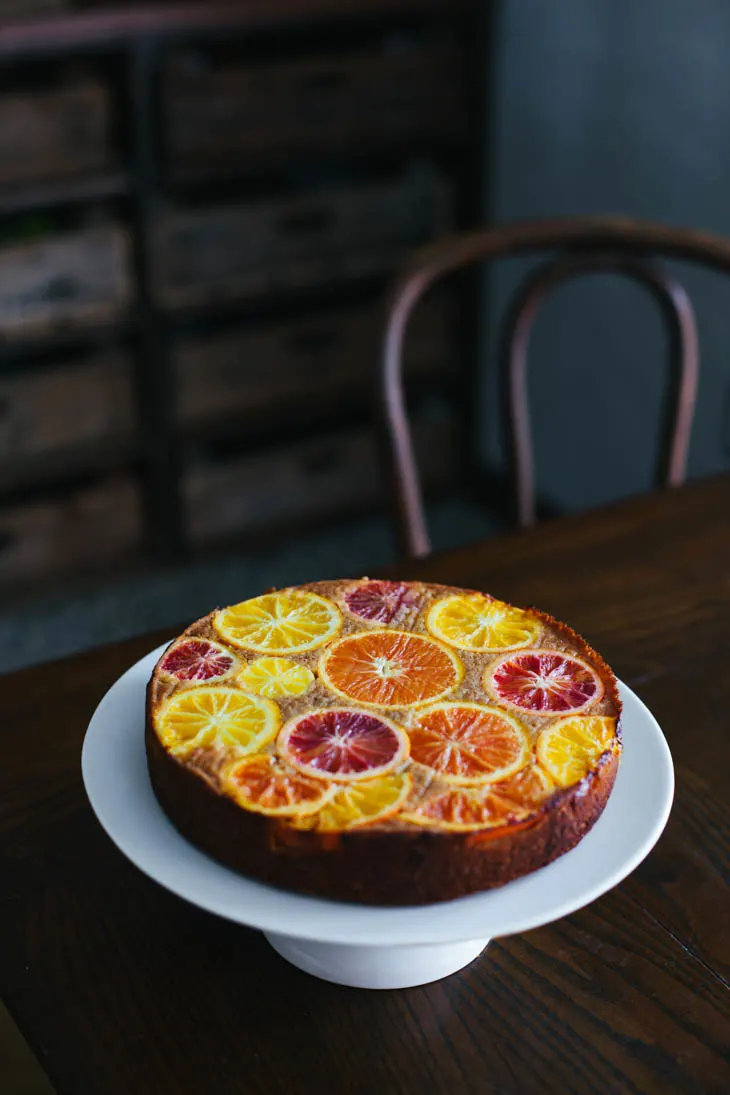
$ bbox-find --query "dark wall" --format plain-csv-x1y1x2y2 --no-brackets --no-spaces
482,0,730,511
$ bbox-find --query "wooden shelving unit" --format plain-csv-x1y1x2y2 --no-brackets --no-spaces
0,0,489,591
0,170,129,215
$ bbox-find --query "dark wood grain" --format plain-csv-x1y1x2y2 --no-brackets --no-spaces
624,769,730,988
388,474,730,681
2,476,730,1094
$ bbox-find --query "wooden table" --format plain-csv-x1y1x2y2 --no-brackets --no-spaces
2,475,729,1095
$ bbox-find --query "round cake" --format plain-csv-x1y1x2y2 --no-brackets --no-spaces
146,579,621,905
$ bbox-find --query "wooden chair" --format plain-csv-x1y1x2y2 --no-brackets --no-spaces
380,216,711,559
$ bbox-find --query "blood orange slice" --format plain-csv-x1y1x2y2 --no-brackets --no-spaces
319,630,462,709
427,593,540,652
408,702,529,785
224,754,335,817
536,715,617,787
484,649,604,715
278,708,409,782
402,786,528,832
158,638,237,682
293,772,412,831
344,580,421,626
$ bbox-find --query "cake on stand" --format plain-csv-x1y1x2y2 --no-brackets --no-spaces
82,645,673,989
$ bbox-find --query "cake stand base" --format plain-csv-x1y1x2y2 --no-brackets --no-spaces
264,932,490,989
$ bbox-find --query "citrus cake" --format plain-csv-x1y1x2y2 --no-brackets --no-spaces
146,579,621,905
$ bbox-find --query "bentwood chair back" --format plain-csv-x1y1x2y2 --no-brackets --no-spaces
380,217,709,559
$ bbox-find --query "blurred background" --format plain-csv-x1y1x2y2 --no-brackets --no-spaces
0,0,729,675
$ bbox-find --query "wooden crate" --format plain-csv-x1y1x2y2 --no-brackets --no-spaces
176,291,454,427
164,38,466,165
0,353,134,487
0,224,131,342
0,80,110,187
152,167,453,308
0,475,139,587
185,405,456,544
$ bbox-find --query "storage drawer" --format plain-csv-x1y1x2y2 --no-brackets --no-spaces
0,475,140,587
176,292,454,427
185,406,456,544
0,224,131,341
152,167,453,308
0,79,111,187
0,354,134,486
164,38,466,164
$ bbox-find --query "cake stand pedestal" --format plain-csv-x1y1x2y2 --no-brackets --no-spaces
265,933,489,989
82,644,673,991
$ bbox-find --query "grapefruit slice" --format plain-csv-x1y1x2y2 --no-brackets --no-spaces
155,686,280,756
536,715,617,787
402,786,528,832
238,656,314,699
294,771,412,831
408,702,529,785
344,580,421,625
427,593,539,652
224,754,335,817
214,590,341,654
158,638,237,683
278,708,409,782
319,630,462,709
485,649,604,715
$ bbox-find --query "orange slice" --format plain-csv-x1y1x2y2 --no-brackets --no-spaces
485,649,604,715
237,656,314,698
214,590,341,654
427,593,539,652
294,772,412,831
408,702,529,785
224,754,335,817
536,715,617,787
278,708,409,782
319,629,462,709
158,638,237,683
491,763,555,809
155,686,280,756
402,786,527,832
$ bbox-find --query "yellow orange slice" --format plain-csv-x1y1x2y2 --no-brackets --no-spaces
278,708,410,782
214,590,341,654
224,754,335,817
319,629,462,709
238,656,314,698
426,593,540,652
155,686,280,756
294,772,412,831
408,702,530,785
536,716,617,787
402,786,528,832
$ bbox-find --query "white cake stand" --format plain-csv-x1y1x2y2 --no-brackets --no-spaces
82,644,673,990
